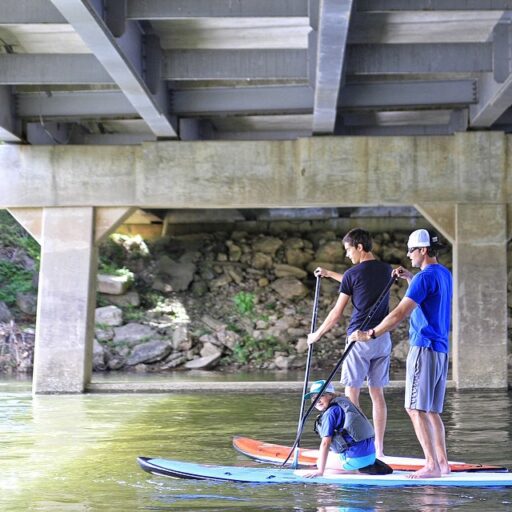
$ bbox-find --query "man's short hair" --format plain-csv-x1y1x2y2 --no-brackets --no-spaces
342,228,372,252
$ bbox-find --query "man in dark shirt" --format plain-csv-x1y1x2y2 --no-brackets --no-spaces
308,228,392,457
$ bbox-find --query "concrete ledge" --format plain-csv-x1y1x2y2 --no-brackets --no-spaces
86,380,457,394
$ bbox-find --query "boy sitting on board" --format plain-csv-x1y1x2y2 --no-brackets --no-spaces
302,380,392,478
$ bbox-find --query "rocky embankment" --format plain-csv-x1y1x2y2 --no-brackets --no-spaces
0,227,459,375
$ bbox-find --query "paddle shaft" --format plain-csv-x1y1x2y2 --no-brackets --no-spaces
281,274,397,467
291,275,321,468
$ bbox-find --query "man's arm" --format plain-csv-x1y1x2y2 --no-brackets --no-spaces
307,293,350,345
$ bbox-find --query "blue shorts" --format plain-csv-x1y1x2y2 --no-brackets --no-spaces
339,452,376,470
405,345,448,413
341,332,392,388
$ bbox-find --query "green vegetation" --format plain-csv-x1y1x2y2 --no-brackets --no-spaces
0,211,39,306
233,291,255,316
230,335,282,365
0,210,40,263
0,261,34,306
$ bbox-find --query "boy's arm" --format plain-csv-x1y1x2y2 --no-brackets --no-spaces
303,437,332,478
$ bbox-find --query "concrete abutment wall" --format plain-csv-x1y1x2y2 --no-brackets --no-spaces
1,133,510,392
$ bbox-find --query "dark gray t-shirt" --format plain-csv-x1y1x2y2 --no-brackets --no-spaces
339,260,392,335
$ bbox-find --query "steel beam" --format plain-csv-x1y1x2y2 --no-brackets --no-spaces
0,86,21,142
0,0,65,23
164,50,307,80
313,0,353,134
126,0,308,18
49,0,176,137
17,91,137,118
340,80,477,108
0,54,113,84
470,72,512,126
357,0,512,10
347,43,493,75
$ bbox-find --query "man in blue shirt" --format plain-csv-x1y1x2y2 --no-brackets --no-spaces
349,229,452,479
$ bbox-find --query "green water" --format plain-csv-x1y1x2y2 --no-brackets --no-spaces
1,377,511,511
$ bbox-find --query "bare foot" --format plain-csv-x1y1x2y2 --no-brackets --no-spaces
406,466,442,479
440,462,451,476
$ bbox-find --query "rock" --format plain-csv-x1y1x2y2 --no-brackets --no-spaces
107,356,126,370
271,277,309,300
274,354,295,369
151,277,174,293
184,352,222,370
226,266,243,284
209,274,232,289
97,274,131,295
252,252,273,270
157,255,196,291
126,340,173,366
93,339,106,371
201,315,225,331
100,291,140,308
216,329,240,350
200,342,222,357
274,264,307,279
15,292,37,315
161,353,187,369
285,247,314,267
95,305,123,327
258,277,269,287
252,236,283,256
315,241,345,263
113,323,155,345
191,280,208,296
95,326,114,342
295,338,309,354
226,241,242,262
392,338,409,363
0,302,13,323
171,324,190,350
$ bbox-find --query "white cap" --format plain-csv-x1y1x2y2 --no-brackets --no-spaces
407,229,432,249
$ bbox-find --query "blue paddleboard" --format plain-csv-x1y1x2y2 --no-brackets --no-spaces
137,457,512,487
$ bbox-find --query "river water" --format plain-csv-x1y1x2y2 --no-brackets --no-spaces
1,376,511,512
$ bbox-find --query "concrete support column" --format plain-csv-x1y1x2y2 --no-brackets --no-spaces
453,203,508,389
33,207,97,394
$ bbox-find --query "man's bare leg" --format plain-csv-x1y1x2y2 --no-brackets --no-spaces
406,408,441,478
369,386,387,458
427,412,450,475
345,386,360,407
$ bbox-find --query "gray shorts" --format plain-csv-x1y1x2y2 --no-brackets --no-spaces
405,345,448,413
340,332,392,388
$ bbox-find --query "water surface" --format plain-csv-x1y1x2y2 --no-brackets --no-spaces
0,377,511,511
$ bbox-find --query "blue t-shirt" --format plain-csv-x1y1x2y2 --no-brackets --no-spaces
317,404,375,458
339,260,392,335
405,263,452,353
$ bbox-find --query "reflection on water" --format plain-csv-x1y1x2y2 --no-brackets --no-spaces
0,377,511,511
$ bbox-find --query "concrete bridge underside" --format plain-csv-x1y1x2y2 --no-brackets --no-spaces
1,132,510,393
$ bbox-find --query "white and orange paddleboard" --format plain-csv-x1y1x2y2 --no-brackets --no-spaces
232,436,508,473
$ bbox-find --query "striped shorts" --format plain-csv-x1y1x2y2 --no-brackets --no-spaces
405,345,448,413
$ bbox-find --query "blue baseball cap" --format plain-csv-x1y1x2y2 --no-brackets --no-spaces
304,379,335,399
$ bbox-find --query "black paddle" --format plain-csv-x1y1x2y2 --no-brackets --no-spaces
281,274,397,468
290,275,321,469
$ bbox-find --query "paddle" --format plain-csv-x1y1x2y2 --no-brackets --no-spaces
290,275,321,469
281,274,397,468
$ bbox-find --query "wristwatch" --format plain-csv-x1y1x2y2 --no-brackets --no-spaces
368,329,377,339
